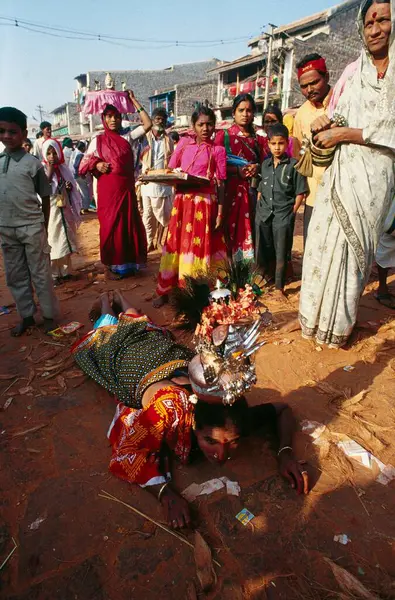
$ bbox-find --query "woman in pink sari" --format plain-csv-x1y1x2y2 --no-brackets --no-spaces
80,93,151,279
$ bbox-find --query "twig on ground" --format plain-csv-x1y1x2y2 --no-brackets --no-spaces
0,537,17,571
43,341,67,348
349,479,370,517
12,423,48,438
2,378,19,396
99,489,221,567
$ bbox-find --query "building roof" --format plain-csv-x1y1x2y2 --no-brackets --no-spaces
247,0,360,46
51,102,77,114
75,59,221,79
208,53,265,75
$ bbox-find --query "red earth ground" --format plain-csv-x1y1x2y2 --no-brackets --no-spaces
0,212,395,600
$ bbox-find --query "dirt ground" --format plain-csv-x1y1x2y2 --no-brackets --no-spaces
1,212,395,600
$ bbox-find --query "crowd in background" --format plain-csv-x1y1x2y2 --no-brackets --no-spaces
0,0,393,349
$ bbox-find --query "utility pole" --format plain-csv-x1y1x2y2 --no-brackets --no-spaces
264,24,275,109
36,105,44,122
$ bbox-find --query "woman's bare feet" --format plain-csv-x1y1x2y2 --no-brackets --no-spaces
153,295,168,309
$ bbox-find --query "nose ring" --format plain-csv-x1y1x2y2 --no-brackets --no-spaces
214,453,218,459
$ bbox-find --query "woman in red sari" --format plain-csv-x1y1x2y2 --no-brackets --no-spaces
215,93,267,262
79,92,151,279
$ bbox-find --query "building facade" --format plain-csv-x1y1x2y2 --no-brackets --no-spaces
149,78,218,128
51,102,81,138
209,0,361,120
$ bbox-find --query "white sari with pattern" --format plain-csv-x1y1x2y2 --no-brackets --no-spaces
299,0,395,347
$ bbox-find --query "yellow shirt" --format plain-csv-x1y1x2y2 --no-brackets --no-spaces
293,90,332,207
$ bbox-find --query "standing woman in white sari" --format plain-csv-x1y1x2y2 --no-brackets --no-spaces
299,0,395,348
42,139,82,284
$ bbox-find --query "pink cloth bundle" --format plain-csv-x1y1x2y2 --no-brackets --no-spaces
82,91,136,116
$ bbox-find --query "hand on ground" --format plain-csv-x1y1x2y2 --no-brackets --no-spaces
279,453,309,495
161,487,191,529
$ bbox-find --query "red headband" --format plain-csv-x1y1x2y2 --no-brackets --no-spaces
297,58,327,80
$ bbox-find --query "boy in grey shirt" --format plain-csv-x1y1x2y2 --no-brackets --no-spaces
0,106,56,335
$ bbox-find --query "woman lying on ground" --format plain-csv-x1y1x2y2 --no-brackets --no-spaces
72,288,308,529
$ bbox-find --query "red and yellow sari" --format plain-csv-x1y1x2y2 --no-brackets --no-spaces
108,386,194,487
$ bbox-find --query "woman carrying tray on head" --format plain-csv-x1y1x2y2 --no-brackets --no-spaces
153,106,227,308
79,91,152,279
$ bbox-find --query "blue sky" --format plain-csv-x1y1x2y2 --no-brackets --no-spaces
0,0,333,121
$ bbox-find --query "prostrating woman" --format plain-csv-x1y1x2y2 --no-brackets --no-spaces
73,288,307,529
79,91,151,279
153,106,227,307
42,139,82,284
299,0,395,348
215,94,267,262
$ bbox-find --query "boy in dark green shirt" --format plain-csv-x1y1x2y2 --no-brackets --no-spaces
256,124,308,294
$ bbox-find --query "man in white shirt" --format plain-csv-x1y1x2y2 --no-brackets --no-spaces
141,108,174,252
32,121,52,161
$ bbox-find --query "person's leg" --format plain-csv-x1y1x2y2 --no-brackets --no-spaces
112,290,140,315
0,226,37,336
142,194,156,251
273,217,291,291
374,264,395,308
377,266,389,295
77,178,91,211
23,223,57,332
303,204,314,249
100,291,116,316
255,216,275,282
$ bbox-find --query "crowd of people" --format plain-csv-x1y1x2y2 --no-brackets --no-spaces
0,0,393,529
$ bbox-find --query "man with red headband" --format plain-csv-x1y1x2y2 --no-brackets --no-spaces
293,53,332,245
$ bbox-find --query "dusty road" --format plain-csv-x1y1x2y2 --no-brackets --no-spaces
0,213,394,599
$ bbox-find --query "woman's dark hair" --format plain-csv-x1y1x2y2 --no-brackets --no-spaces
361,0,390,23
152,107,168,120
194,397,249,435
262,105,283,126
191,105,216,126
40,120,51,130
36,131,43,139
296,53,327,76
0,107,27,130
102,103,121,117
170,131,180,143
232,93,256,115
267,123,289,140
77,141,86,152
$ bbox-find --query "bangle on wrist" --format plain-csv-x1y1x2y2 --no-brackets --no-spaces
278,446,293,456
137,107,145,114
157,482,169,502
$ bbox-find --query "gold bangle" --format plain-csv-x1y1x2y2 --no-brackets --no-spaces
157,482,169,502
278,446,293,456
